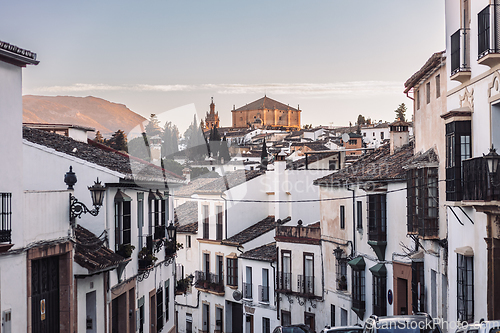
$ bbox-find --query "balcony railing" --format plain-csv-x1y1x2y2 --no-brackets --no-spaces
258,285,270,302
277,272,292,292
243,282,252,299
463,157,500,201
451,28,471,76
0,230,11,244
352,298,366,311
194,271,224,293
297,275,314,295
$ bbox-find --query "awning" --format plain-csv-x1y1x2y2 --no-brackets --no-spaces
114,189,132,202
369,263,387,277
348,256,366,270
410,250,424,260
454,246,474,257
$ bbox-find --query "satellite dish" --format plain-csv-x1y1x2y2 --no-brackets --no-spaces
233,290,242,301
342,133,350,143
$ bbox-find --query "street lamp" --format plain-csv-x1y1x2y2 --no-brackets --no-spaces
167,221,177,244
333,246,344,260
65,166,106,222
483,145,500,187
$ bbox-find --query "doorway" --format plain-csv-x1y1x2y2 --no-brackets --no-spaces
86,291,96,333
31,256,60,333
397,278,408,315
245,314,254,333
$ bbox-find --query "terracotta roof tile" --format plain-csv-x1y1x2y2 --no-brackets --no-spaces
240,243,277,262
233,96,299,112
174,201,198,233
226,216,290,244
195,170,265,193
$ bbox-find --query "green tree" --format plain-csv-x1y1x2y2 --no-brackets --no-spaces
162,121,179,158
128,135,150,161
356,114,366,126
184,115,209,161
108,130,128,152
219,136,230,164
395,103,407,122
94,131,104,143
260,138,268,171
145,114,162,137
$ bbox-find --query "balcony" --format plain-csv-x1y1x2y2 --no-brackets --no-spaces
154,225,165,240
478,4,500,67
463,157,500,201
276,272,292,293
258,285,270,303
297,275,314,295
194,271,224,294
243,282,252,299
450,29,471,83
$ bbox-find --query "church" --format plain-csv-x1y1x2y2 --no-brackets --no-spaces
204,97,220,129
231,95,301,129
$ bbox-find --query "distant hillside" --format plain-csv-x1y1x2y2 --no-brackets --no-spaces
23,95,147,137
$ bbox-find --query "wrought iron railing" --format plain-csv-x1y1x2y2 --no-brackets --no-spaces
194,271,224,293
154,225,165,240
297,275,314,295
463,157,500,201
277,272,292,292
243,282,252,299
259,285,269,302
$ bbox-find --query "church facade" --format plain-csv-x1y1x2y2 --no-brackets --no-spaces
231,96,301,129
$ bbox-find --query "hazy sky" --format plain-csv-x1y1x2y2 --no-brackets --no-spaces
2,0,445,133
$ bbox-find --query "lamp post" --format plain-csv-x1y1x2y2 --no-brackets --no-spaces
483,145,500,188
65,166,106,225
333,246,344,260
166,222,177,244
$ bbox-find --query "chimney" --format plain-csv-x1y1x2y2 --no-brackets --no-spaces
389,120,409,155
182,167,191,183
273,150,289,220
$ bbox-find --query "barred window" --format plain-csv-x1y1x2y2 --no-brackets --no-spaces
340,205,345,230
216,206,223,240
373,275,387,316
352,269,365,311
114,191,131,252
336,259,347,291
0,193,12,244
412,261,425,313
457,254,474,323
227,258,238,286
446,121,471,201
203,205,209,239
156,287,164,330
368,194,386,242
407,168,439,237
357,201,363,229
426,82,431,104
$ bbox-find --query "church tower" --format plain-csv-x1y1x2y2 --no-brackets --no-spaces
205,97,220,129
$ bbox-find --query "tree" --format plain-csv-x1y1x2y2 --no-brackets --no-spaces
356,114,366,126
219,136,230,164
145,114,162,137
356,124,361,135
260,138,268,171
108,130,128,152
395,103,407,122
128,135,150,161
184,115,209,161
94,131,104,143
162,121,179,158
209,127,221,159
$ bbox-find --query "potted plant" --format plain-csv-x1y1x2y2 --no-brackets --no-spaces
117,243,135,258
165,241,184,256
337,275,347,290
138,247,157,270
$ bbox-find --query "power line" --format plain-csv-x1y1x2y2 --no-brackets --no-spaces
170,179,447,203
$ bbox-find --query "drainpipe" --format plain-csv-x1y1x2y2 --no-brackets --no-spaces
220,193,228,240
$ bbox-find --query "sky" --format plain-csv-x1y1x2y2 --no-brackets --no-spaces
2,0,446,134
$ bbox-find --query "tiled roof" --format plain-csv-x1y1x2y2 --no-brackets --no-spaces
233,96,299,112
23,127,184,184
174,201,198,233
175,178,219,197
405,147,439,169
0,40,39,66
240,243,277,262
226,216,290,244
314,142,414,185
287,152,337,170
195,170,265,193
74,225,126,273
404,51,445,93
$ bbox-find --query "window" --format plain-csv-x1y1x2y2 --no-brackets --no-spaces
216,206,223,240
457,254,474,323
478,5,491,57
260,268,270,302
202,303,210,333
0,193,12,244
436,75,441,98
426,82,431,104
137,296,145,333
157,287,164,331
412,261,425,313
281,311,291,326
216,255,223,285
373,275,387,316
203,253,210,280
281,250,292,291
368,194,387,242
329,160,337,171
331,305,336,327
227,258,238,286
336,258,347,291
165,280,170,323
446,121,471,201
363,132,367,137
352,268,365,311
340,205,345,229
407,168,439,237
416,90,420,110
186,235,191,248
380,132,384,140
300,253,314,294
202,205,209,239
216,307,223,333
451,29,461,74
114,191,131,252
263,317,271,333
357,201,363,229
244,266,252,299
137,192,144,250
186,313,193,333
149,190,167,239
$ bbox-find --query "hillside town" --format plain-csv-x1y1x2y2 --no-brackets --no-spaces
2,1,500,333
